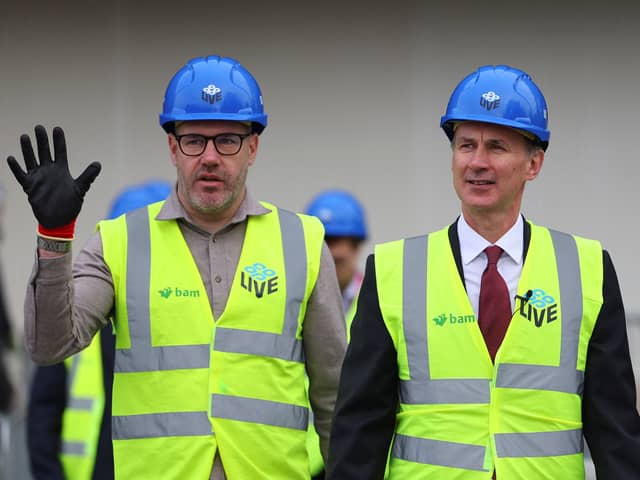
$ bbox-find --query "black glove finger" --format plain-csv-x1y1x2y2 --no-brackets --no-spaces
52,126,68,167
74,161,102,196
6,156,27,188
19,133,38,171
34,125,53,166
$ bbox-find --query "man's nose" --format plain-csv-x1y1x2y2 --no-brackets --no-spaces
468,145,490,168
201,139,221,163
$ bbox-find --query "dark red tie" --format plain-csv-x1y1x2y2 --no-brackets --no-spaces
478,246,511,363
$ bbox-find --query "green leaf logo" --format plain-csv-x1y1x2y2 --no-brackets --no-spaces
433,314,447,326
158,287,172,299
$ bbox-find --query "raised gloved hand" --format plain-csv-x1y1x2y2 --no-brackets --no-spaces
7,125,101,238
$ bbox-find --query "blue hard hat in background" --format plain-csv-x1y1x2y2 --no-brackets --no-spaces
159,56,267,135
440,65,550,151
304,190,368,240
107,180,173,219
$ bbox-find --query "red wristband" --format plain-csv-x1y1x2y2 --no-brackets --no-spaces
38,219,77,240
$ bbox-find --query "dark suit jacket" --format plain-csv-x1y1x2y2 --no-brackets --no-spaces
327,220,640,479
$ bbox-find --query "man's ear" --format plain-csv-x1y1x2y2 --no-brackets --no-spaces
526,149,544,181
168,135,179,167
248,134,259,166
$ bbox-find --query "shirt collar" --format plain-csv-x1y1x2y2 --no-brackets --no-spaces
458,214,524,266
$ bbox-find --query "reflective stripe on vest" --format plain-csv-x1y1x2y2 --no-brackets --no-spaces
393,434,487,472
210,208,308,428
60,334,105,480
110,204,206,440
394,235,490,469
61,442,87,456
400,235,490,406
66,354,96,407
62,356,94,456
495,429,582,458
496,230,584,395
114,207,209,373
393,228,585,467
493,230,584,458
62,356,95,454
112,411,212,440
213,207,307,363
211,394,308,431
112,208,308,439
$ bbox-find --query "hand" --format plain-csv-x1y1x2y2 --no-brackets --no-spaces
6,125,102,229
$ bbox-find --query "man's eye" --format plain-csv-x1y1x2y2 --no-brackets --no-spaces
183,136,204,147
217,135,240,145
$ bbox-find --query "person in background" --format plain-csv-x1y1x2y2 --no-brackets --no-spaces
303,189,368,479
27,180,172,480
8,55,346,479
0,183,14,414
327,64,640,479
305,189,368,337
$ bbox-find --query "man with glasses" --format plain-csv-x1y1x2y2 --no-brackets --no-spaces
7,55,346,479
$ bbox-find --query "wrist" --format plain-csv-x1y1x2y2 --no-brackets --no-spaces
37,236,72,253
38,219,76,240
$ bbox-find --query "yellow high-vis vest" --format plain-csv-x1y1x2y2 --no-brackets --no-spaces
60,331,105,480
305,380,325,477
99,201,324,480
375,222,603,480
344,292,359,343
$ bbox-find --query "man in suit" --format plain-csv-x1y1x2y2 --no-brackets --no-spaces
327,65,640,479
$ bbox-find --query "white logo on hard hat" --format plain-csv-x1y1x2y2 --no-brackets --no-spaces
203,84,222,95
202,84,223,105
481,91,500,102
480,91,501,111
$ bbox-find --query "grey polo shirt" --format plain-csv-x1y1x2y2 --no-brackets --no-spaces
24,188,346,479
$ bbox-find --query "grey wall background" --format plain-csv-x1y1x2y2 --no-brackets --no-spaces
2,0,639,329
1,1,639,327
0,0,638,477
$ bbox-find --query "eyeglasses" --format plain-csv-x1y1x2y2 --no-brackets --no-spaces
174,133,251,156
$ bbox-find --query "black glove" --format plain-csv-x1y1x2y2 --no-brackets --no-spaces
6,125,101,229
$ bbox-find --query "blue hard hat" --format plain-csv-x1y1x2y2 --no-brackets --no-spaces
107,180,173,219
159,56,267,135
304,190,368,240
440,65,550,151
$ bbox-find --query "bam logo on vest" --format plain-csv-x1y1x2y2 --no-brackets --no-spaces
241,262,279,298
158,287,201,299
516,288,558,327
432,313,476,326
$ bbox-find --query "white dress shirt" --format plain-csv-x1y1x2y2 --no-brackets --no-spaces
457,214,524,317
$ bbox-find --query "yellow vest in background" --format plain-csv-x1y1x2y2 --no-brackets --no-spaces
100,201,323,480
375,222,603,480
344,292,358,343
60,332,105,480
